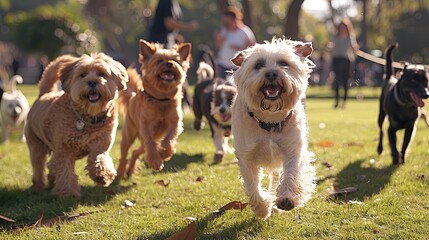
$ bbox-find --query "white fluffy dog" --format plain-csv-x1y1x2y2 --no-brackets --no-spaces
231,38,316,219
1,75,29,142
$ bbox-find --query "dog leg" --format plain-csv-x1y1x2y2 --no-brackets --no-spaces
127,144,145,177
401,124,416,164
142,126,165,171
87,152,116,187
28,135,49,189
1,120,8,143
213,127,225,163
49,154,81,197
275,158,300,211
160,119,182,161
387,126,401,164
239,160,273,219
118,118,138,178
377,105,386,155
268,171,281,193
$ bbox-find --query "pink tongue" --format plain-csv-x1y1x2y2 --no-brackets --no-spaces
221,114,230,122
411,92,425,107
161,72,175,80
89,94,100,101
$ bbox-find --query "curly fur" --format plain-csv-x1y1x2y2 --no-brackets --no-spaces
26,53,128,197
231,37,316,219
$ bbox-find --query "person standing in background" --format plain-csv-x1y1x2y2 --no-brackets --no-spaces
215,7,256,79
148,0,199,49
329,18,359,109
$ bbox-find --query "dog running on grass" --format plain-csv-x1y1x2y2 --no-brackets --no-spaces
117,40,191,178
231,37,316,219
377,43,429,164
1,75,29,143
26,53,128,197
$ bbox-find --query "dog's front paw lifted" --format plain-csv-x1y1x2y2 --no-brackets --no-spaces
275,197,295,211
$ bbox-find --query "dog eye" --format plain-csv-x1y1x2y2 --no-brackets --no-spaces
80,72,87,78
278,61,288,68
97,72,105,77
156,59,163,65
255,62,265,70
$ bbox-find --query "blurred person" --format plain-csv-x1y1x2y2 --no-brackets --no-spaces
148,0,199,49
328,18,359,108
215,7,256,79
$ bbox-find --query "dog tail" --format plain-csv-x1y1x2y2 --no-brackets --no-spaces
9,75,23,92
385,43,398,81
118,67,142,114
38,55,77,97
196,61,215,84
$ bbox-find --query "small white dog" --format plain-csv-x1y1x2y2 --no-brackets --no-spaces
1,75,29,142
231,37,316,219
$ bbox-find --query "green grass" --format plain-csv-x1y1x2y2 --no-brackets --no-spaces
0,85,428,239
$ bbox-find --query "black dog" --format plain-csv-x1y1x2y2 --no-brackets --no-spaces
377,43,429,164
193,47,236,163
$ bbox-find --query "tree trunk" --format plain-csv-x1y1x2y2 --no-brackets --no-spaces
359,0,368,51
284,0,304,40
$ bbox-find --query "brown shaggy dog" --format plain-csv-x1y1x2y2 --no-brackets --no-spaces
26,53,128,197
117,40,191,178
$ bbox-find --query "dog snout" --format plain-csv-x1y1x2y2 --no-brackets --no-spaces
88,80,97,88
220,106,227,114
166,62,173,68
265,71,278,82
424,88,429,99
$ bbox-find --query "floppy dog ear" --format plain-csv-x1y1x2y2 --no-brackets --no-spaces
295,42,313,58
109,60,128,91
59,57,79,93
231,51,246,67
139,39,157,63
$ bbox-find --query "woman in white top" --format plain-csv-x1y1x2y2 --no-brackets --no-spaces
215,7,256,79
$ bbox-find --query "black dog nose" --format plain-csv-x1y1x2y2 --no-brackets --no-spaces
220,107,227,114
265,71,278,81
166,62,173,68
88,81,97,88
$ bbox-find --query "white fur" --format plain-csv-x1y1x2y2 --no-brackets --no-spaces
231,38,316,219
196,61,215,84
1,75,30,142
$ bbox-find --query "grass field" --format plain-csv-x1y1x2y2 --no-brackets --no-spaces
0,85,428,239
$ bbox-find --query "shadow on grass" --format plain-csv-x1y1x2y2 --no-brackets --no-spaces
332,159,398,202
161,153,205,173
140,213,263,240
0,183,133,229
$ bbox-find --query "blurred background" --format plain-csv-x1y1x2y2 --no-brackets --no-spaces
0,0,428,85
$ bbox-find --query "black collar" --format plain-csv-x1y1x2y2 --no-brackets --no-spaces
71,103,110,131
248,110,294,132
142,89,171,102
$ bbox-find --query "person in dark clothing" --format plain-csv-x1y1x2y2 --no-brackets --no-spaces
148,0,198,49
328,18,359,108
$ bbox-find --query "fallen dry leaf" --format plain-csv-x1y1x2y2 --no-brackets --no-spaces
30,212,44,228
0,215,16,223
211,201,248,219
318,140,336,148
330,187,358,197
168,222,196,240
321,162,333,169
343,142,364,148
195,176,204,182
123,200,135,208
155,179,170,187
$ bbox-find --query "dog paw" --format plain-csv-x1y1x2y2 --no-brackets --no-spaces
117,160,128,179
377,145,383,155
213,153,224,164
193,119,204,131
89,154,117,186
250,200,272,219
147,158,165,171
392,153,404,165
275,197,295,211
160,144,175,161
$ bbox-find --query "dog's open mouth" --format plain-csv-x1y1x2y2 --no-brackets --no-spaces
88,90,101,103
261,84,283,100
410,92,425,107
159,71,176,82
220,113,231,122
